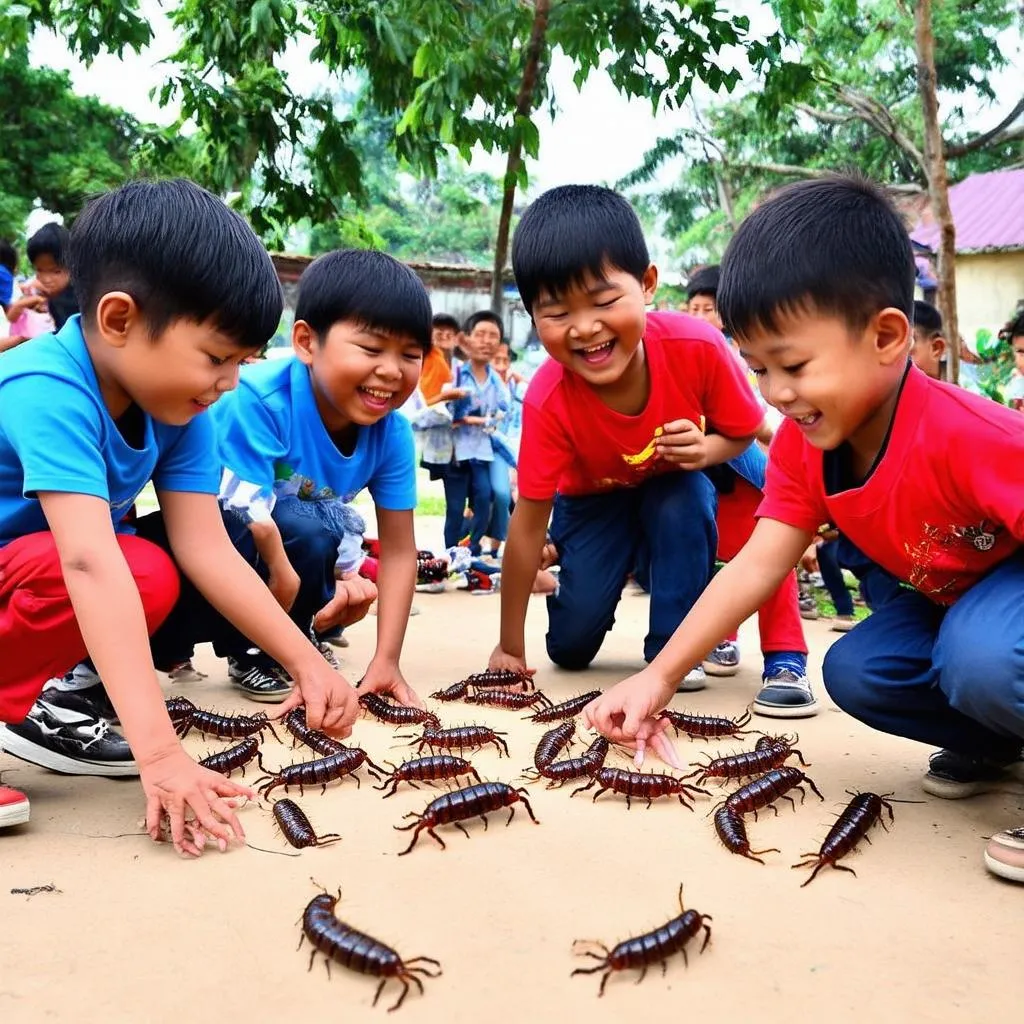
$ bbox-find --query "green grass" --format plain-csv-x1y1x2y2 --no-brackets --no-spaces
810,577,871,621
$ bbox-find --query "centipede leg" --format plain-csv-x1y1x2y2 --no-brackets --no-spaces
635,965,648,984
453,821,471,839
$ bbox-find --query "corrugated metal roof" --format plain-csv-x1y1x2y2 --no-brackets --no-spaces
912,168,1024,254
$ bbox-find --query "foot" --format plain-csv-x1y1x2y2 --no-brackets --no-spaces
798,595,820,621
753,668,819,718
984,827,1024,883
227,653,293,704
415,581,448,593
45,668,120,724
703,641,740,677
921,749,1019,799
0,781,30,828
830,615,856,633
0,691,137,776
309,630,340,670
677,665,707,693
458,569,500,595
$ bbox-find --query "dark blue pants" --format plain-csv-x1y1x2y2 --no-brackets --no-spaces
546,471,717,669
817,539,854,616
834,535,903,611
823,553,1024,761
443,459,493,555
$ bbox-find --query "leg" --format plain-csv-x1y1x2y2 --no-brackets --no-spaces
817,540,855,617
464,460,494,555
486,458,512,546
442,463,471,549
546,489,639,670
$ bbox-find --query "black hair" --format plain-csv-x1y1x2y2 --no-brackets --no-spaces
718,176,915,340
1002,307,1024,342
432,313,460,333
687,265,720,301
464,309,505,342
69,179,282,346
0,239,16,274
913,300,943,336
511,184,650,315
295,249,432,351
27,222,70,267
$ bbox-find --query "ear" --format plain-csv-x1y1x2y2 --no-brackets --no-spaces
93,292,142,349
931,335,946,361
873,307,911,366
641,264,659,304
292,319,318,366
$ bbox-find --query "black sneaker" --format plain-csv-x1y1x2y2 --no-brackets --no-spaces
753,668,819,719
922,749,1020,799
227,653,292,703
309,629,340,670
46,667,120,725
0,691,137,776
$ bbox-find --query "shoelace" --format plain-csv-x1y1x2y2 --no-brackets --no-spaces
763,668,810,690
239,667,284,691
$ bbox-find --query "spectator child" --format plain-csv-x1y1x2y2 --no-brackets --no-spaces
26,223,79,331
1001,308,1024,413
910,300,946,381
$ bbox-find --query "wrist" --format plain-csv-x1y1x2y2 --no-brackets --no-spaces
133,734,184,770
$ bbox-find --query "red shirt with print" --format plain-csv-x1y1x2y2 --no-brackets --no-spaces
517,312,765,500
758,365,1024,604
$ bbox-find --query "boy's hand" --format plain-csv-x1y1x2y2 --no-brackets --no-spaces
267,563,301,612
275,659,360,737
581,667,680,768
488,644,536,679
313,576,378,633
139,746,252,857
655,419,709,470
358,659,425,710
799,542,820,574
539,539,559,570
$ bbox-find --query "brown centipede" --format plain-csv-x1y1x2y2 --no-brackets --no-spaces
572,767,711,810
283,707,350,757
176,706,281,743
300,887,441,1010
358,693,441,729
374,755,482,799
462,668,534,691
524,691,602,723
429,681,470,702
165,696,197,727
394,781,539,855
658,708,756,740
255,749,384,798
465,688,552,711
532,721,576,770
401,724,510,758
686,733,809,786
526,737,609,788
712,806,779,864
571,884,712,996
198,737,260,777
721,767,825,820
792,791,897,886
273,799,342,848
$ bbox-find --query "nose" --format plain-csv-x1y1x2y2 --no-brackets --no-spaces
216,363,241,393
762,373,796,409
375,351,403,381
567,312,603,340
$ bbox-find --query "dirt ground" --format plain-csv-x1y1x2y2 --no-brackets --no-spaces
1,526,1020,1024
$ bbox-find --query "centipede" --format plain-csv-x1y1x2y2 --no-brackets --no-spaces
394,781,539,855
300,888,441,1011
461,668,534,692
532,721,576,770
658,708,755,740
273,799,342,849
572,767,710,810
165,696,197,728
527,737,609,788
712,806,779,864
402,724,510,758
176,707,281,743
465,688,552,711
429,681,470,702
255,749,384,798
374,755,482,799
571,884,712,997
722,767,825,820
198,736,260,777
792,791,896,886
686,733,809,786
358,693,440,729
283,707,350,757
524,691,602,723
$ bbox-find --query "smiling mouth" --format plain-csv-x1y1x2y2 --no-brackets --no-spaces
573,338,615,361
359,386,395,403
791,412,821,426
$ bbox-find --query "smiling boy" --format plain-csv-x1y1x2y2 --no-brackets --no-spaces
489,185,762,684
585,176,1024,883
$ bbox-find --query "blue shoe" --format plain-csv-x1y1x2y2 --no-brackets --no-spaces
754,664,818,719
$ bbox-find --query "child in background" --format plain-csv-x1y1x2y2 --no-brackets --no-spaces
0,179,353,853
489,185,762,686
25,223,79,331
586,176,1024,883
1001,309,1024,413
910,300,947,381
481,340,523,559
0,240,50,352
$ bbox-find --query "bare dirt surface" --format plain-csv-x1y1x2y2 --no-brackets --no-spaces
2,556,1020,1023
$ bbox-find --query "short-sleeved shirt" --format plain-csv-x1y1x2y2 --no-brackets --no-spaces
212,356,416,530
759,364,1024,604
0,316,220,547
517,311,765,500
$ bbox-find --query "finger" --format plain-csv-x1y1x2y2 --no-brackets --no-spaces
210,775,255,802
206,795,246,844
633,736,646,767
622,705,643,738
659,419,697,435
189,793,236,847
268,689,304,720
399,685,426,711
304,691,327,731
145,794,164,841
649,729,682,769
167,800,187,855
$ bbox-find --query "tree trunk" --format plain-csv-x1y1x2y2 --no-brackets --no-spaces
914,0,959,384
490,0,550,316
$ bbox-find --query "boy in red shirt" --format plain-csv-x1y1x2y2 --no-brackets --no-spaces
489,185,767,695
585,176,1024,884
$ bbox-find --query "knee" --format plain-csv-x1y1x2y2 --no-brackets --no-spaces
821,636,870,714
941,641,1019,724
650,471,716,530
546,633,596,671
276,514,338,569
122,537,180,631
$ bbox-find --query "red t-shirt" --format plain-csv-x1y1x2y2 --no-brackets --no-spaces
759,365,1024,604
517,312,765,500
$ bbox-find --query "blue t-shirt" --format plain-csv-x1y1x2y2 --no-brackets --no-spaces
0,317,221,548
212,357,416,529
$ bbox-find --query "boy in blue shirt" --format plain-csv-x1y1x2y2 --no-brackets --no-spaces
0,180,355,854
153,249,430,706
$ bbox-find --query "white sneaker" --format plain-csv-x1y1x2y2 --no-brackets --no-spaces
677,665,707,692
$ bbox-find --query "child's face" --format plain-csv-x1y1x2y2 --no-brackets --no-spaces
432,325,457,352
32,253,71,297
738,307,909,453
531,264,657,386
296,319,423,432
491,343,510,377
687,294,722,331
910,324,945,380
1013,336,1024,376
466,320,502,363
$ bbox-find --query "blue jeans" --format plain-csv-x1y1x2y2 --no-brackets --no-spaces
443,459,493,555
546,471,717,669
817,539,854,616
486,459,512,545
823,553,1024,760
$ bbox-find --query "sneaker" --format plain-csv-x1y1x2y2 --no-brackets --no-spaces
458,570,500,594
798,596,820,621
753,668,819,718
309,631,340,670
830,615,856,633
0,782,30,828
316,626,350,649
677,665,707,692
415,581,448,593
703,642,740,677
921,749,1018,799
227,654,293,703
984,827,1024,883
0,692,137,776
45,671,120,725
165,660,208,682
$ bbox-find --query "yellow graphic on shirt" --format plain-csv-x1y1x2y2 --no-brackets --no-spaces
620,416,706,466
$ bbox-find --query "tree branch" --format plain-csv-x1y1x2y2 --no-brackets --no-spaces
836,85,927,171
739,161,924,193
944,95,1024,157
795,102,853,125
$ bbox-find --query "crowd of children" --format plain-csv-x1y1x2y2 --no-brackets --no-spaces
0,173,1021,884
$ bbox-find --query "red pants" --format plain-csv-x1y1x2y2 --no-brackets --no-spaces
0,533,179,723
716,479,806,654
